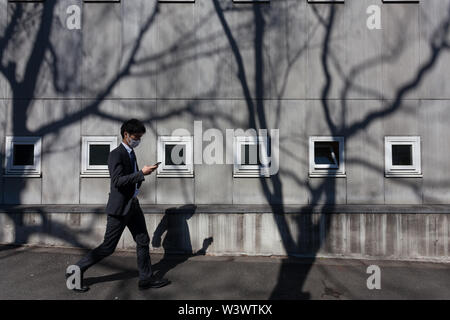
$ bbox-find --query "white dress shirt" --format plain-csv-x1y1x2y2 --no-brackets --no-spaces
121,141,139,198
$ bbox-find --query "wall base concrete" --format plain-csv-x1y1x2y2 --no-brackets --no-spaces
0,205,448,262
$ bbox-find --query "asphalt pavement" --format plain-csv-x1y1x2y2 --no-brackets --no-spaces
0,244,449,300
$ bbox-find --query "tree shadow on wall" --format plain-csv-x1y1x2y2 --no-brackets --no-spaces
212,0,450,300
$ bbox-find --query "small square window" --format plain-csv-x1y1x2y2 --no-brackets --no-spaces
234,135,270,178
81,136,117,177
157,136,193,178
13,144,35,166
158,0,194,2
241,144,261,166
88,144,111,166
5,137,42,177
233,0,269,3
83,0,120,2
307,0,345,3
165,144,186,166
391,145,412,166
309,136,345,177
314,141,340,167
385,136,422,177
382,1,419,3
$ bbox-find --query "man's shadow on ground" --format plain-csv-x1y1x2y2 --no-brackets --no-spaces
83,204,213,286
151,204,213,279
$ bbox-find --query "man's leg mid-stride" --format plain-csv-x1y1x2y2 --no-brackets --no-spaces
68,199,170,291
76,214,126,274
65,214,126,292
127,199,170,289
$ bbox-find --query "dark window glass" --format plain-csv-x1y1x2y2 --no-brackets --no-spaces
89,144,110,166
13,144,35,166
165,144,186,165
241,144,260,165
240,140,272,166
392,144,412,166
314,141,339,166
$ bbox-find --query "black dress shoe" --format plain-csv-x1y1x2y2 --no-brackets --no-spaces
65,272,90,293
138,276,171,290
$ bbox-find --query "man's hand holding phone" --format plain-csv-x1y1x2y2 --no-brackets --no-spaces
142,162,161,176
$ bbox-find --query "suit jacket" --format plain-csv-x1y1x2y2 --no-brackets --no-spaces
105,143,145,216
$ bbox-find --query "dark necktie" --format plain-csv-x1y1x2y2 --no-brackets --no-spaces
130,149,137,172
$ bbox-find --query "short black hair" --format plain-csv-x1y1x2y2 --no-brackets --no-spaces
121,119,146,138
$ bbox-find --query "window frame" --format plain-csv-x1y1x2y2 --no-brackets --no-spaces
81,136,117,178
309,136,346,178
385,136,422,178
5,136,42,178
233,0,270,3
307,0,345,3
157,136,194,178
382,1,419,3
233,135,270,178
158,0,194,2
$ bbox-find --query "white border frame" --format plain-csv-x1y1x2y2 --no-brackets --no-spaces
309,136,346,178
233,135,270,178
81,136,117,177
385,136,422,178
157,136,194,178
5,136,42,178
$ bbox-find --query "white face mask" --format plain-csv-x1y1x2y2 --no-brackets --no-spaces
127,136,140,149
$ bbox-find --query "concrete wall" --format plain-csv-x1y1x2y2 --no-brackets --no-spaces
0,205,449,262
4,100,450,206
1,0,450,206
1,1,450,258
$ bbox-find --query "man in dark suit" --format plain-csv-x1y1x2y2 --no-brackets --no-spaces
67,119,170,292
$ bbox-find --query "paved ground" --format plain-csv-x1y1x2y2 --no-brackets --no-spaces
0,244,449,300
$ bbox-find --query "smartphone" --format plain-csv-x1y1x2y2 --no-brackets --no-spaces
154,162,162,167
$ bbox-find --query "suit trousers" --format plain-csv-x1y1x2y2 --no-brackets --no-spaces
75,198,152,280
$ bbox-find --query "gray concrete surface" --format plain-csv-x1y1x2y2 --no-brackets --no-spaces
0,244,448,300
2,0,450,261
2,0,450,206
1,207,449,261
